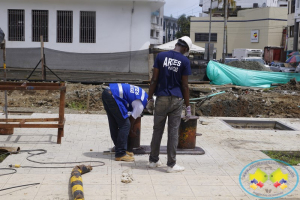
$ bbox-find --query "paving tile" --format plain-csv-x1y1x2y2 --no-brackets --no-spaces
151,174,188,185
116,184,156,196
190,185,232,197
0,183,40,198
153,185,194,197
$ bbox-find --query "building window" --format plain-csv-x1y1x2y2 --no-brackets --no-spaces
291,0,295,13
290,26,294,37
163,36,165,43
156,31,159,38
195,33,217,42
8,9,25,41
150,29,154,37
80,11,96,43
163,21,165,30
161,18,162,26
32,10,48,42
57,11,73,43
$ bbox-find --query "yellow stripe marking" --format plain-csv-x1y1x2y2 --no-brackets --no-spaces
72,185,84,194
3,64,6,69
70,176,83,183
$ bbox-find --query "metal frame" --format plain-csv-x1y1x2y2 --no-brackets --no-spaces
0,82,66,144
221,119,297,131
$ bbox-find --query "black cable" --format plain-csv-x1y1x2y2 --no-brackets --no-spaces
0,168,17,177
19,149,105,168
26,59,41,80
0,152,17,176
0,183,40,192
0,149,105,176
45,65,62,81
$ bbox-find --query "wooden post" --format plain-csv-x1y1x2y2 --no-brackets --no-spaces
57,83,66,144
148,53,154,80
86,92,90,114
2,39,8,119
40,36,46,80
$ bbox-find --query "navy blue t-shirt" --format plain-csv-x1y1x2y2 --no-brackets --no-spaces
153,50,191,98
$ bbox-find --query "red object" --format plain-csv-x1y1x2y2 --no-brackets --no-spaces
274,181,281,188
257,182,264,188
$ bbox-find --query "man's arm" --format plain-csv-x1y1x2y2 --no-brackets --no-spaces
181,75,190,107
148,68,159,100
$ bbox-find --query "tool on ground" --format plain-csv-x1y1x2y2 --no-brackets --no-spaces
70,165,92,200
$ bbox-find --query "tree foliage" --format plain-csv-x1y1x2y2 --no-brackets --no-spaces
176,14,193,38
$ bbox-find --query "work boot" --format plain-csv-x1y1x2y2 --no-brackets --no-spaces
149,160,162,168
126,151,134,157
167,164,185,173
115,154,135,162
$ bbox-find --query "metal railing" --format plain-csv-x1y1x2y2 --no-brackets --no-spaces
8,9,25,41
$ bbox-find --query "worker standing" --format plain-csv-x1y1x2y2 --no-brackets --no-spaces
102,83,148,162
147,36,192,173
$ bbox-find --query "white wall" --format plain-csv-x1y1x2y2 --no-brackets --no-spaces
0,0,164,53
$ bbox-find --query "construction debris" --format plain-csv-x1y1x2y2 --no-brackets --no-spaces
121,169,134,184
227,61,271,71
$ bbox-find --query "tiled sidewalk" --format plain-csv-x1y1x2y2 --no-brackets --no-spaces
0,114,299,200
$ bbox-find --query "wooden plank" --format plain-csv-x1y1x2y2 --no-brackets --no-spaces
0,118,59,122
0,82,62,86
0,86,66,91
0,124,64,128
19,119,25,124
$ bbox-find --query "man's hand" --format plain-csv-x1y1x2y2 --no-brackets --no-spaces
146,99,154,114
184,106,191,122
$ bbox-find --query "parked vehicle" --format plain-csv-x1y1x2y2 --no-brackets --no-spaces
224,58,239,64
232,49,264,60
270,62,295,73
295,64,300,73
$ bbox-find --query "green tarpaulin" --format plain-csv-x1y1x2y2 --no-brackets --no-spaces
207,61,300,88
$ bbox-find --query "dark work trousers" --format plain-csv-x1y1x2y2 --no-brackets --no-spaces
102,89,130,158
149,96,184,167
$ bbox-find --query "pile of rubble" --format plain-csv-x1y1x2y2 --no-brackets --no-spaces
227,61,271,71
192,81,300,118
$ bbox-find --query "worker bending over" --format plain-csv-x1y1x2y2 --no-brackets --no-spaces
102,83,148,162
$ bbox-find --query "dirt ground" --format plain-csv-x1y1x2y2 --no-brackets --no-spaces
0,79,299,118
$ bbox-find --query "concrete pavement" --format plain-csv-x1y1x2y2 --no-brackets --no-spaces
0,113,299,200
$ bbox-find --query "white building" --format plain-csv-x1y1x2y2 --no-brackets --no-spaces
150,7,164,46
200,0,288,14
0,0,165,73
163,16,178,43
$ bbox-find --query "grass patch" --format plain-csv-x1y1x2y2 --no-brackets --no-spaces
262,150,300,166
67,101,86,110
0,153,8,163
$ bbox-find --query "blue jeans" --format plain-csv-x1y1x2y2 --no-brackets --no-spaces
102,89,130,158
